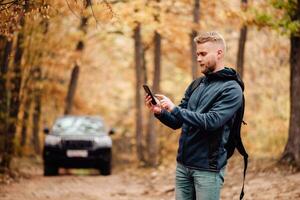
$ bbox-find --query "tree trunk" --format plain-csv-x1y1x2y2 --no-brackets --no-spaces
64,0,91,115
142,46,147,85
13,18,26,73
146,31,161,166
236,26,247,78
21,13,48,150
0,36,13,172
134,23,146,163
191,0,200,79
5,57,23,168
236,0,248,79
3,0,29,170
5,41,23,169
64,65,80,115
0,37,12,125
280,1,300,168
31,68,42,154
30,14,49,154
20,95,31,147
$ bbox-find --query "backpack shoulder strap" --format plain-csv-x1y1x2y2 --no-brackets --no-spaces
233,95,248,200
187,76,205,97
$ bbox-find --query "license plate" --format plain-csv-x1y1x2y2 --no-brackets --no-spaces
66,150,88,157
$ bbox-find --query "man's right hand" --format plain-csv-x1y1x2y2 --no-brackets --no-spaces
145,95,162,114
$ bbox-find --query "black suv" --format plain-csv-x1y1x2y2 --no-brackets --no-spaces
43,115,114,176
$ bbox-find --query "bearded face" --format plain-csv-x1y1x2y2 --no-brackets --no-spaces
196,42,223,75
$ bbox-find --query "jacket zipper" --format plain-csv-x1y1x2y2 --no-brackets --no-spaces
181,79,208,164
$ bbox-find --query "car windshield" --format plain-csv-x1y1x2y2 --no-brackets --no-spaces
52,116,106,135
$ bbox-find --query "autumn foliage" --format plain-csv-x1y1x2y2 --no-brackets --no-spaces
0,0,299,172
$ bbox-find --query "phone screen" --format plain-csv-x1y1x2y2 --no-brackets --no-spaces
143,85,157,105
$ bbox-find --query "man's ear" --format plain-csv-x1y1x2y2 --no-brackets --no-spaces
217,49,223,59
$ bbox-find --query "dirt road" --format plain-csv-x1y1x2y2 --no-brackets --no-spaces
0,158,300,200
0,171,172,200
0,162,175,200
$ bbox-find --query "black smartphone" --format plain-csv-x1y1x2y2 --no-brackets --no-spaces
143,84,157,105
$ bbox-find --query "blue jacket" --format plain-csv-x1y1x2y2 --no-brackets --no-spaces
155,67,243,172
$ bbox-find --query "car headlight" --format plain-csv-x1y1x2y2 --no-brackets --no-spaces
45,135,61,146
94,136,112,148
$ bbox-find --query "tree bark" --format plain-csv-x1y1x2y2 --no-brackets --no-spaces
13,14,26,72
146,31,161,166
191,0,200,79
64,0,91,115
280,35,300,168
3,0,29,170
280,0,300,169
134,23,146,162
0,36,13,171
31,67,42,154
236,0,248,79
20,95,31,147
0,37,12,124
20,13,49,151
64,65,80,115
280,1,300,168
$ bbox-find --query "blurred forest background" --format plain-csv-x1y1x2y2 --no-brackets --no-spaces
0,0,300,174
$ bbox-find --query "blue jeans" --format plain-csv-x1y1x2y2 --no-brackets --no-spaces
175,163,225,200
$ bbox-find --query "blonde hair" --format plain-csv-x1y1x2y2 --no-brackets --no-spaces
194,31,226,52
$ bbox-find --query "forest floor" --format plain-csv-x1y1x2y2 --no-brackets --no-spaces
0,156,299,200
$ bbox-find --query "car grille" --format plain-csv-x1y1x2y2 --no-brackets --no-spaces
62,140,93,149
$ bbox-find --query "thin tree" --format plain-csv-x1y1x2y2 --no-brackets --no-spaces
64,64,80,115
146,0,161,166
134,22,146,163
31,67,42,154
21,15,49,152
64,0,91,115
30,15,49,154
20,95,31,148
280,0,300,168
3,0,29,170
0,36,13,171
236,0,248,78
191,0,200,79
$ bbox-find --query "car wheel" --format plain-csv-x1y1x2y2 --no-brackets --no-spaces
99,161,111,176
44,163,59,176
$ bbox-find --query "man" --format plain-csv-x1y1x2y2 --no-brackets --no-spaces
145,31,244,200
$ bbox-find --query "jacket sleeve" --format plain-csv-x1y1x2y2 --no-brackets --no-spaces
170,84,243,131
154,110,182,130
154,81,194,130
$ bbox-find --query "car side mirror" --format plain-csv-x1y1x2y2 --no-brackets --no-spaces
43,127,50,134
108,128,115,135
